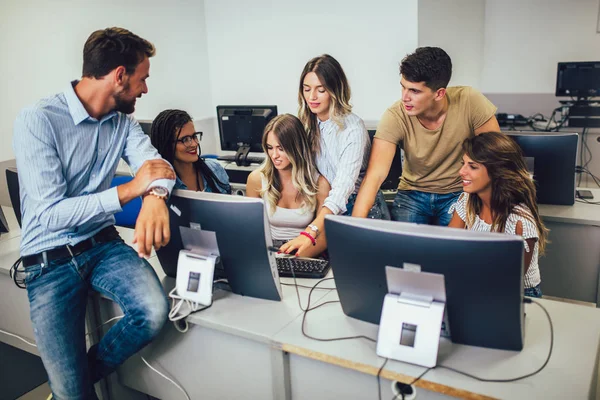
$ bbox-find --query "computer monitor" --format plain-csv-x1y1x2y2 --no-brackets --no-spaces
5,168,21,227
217,105,277,166
157,190,282,301
0,207,9,234
556,62,600,98
368,130,403,190
138,120,153,136
325,215,525,351
504,131,578,205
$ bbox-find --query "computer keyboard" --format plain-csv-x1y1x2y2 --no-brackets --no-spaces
217,155,265,164
276,256,331,279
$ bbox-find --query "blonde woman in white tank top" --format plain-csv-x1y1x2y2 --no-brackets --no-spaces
246,114,331,258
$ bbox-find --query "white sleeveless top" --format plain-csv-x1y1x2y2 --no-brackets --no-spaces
260,174,315,241
449,193,541,288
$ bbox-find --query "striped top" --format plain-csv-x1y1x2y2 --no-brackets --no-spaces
316,112,370,215
13,81,175,256
449,193,541,288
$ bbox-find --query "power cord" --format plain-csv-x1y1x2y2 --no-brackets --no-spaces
141,356,190,400
436,298,553,382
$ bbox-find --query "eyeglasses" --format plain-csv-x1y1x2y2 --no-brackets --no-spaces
176,132,202,147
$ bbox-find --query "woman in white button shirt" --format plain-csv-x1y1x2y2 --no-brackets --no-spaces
279,54,389,256
448,132,548,297
246,114,330,258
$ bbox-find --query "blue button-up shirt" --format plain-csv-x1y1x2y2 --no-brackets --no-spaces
13,81,175,256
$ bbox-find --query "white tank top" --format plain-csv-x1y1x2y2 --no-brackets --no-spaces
261,174,315,241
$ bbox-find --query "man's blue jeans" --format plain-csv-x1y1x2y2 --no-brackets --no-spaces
23,238,169,400
391,190,462,226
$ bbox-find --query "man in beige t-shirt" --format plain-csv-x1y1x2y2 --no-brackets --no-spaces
352,47,500,225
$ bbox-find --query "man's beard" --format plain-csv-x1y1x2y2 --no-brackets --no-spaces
114,93,136,114
113,82,136,114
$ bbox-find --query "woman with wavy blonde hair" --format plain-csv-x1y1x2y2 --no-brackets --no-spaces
279,54,390,256
246,114,330,258
448,132,549,297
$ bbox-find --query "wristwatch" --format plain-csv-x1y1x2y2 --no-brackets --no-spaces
144,186,169,200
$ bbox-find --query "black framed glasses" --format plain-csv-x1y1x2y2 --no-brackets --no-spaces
176,132,202,147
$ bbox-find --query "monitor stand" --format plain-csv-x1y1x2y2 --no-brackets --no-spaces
235,144,251,167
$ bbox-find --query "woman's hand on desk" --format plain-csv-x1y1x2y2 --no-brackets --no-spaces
279,234,313,258
133,196,170,258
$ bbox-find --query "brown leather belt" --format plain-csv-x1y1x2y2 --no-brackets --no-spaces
22,226,121,267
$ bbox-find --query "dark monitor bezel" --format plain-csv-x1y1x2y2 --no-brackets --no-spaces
216,105,277,153
555,61,600,98
504,131,578,205
367,129,402,191
325,215,525,351
157,190,282,301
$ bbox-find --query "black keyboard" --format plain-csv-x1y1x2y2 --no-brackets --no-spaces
217,155,265,164
276,257,331,279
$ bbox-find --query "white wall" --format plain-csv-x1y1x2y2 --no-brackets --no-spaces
203,0,419,123
418,0,486,88
0,0,212,162
481,0,600,93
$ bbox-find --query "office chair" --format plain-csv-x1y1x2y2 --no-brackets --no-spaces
5,168,22,227
4,169,141,229
110,175,142,228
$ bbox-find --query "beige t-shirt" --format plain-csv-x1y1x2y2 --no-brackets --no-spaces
375,86,497,193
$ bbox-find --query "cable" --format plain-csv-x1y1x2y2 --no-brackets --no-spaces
300,278,376,343
437,299,553,382
377,357,389,400
0,328,37,347
280,282,334,290
86,315,124,338
141,356,190,400
391,367,433,400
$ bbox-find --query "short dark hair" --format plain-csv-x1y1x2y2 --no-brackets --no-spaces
82,27,155,79
399,47,452,90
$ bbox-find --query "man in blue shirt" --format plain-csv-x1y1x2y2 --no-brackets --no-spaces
13,27,175,399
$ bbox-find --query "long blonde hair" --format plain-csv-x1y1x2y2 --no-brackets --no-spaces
297,54,352,153
259,114,320,215
462,132,549,254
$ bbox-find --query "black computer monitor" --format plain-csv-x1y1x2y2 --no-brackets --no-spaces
216,105,277,166
325,215,525,351
5,168,21,227
504,131,578,205
0,207,9,234
556,62,600,98
368,130,403,190
138,120,152,136
157,190,282,301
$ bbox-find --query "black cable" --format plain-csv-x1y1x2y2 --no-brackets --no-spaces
437,299,553,383
391,367,433,400
10,257,25,289
300,278,376,343
377,357,389,400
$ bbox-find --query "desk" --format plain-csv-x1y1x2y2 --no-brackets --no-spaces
2,203,600,400
538,188,600,305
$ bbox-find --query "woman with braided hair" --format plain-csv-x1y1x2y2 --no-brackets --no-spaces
150,109,231,194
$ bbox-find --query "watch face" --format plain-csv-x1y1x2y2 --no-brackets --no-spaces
152,187,168,196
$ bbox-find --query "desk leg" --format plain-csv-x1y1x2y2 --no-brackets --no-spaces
271,344,291,400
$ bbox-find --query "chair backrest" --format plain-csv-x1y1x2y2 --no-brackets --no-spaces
367,130,403,191
110,175,142,228
5,168,21,228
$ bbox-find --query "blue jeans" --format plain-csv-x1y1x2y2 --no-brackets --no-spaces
24,238,169,400
391,190,462,226
345,190,391,220
524,284,542,298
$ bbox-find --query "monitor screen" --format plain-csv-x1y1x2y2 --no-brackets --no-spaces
157,190,282,301
504,131,578,205
368,130,402,190
217,105,277,153
556,62,600,98
325,215,525,351
0,206,9,234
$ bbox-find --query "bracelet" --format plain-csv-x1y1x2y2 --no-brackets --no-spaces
308,224,319,236
300,231,317,246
